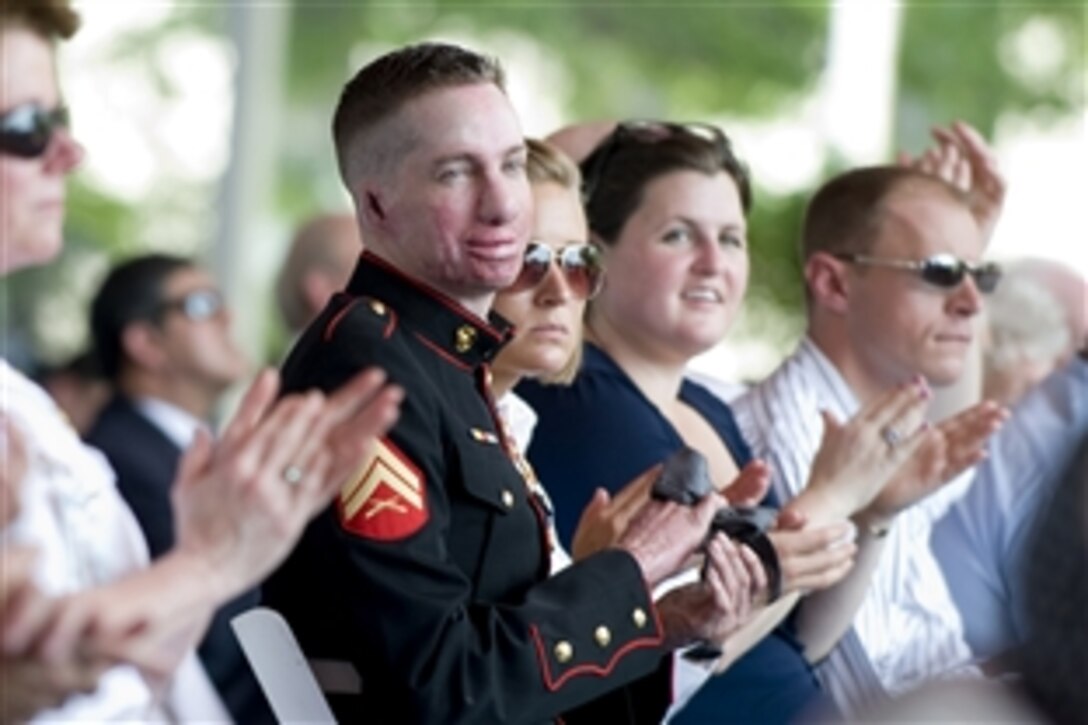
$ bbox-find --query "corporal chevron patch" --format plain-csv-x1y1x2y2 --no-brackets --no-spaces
337,438,427,541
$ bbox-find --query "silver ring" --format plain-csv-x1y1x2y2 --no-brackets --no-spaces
880,426,903,449
282,465,304,486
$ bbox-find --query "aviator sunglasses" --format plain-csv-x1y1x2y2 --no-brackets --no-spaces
835,252,1002,293
155,289,226,322
0,103,70,159
509,242,604,300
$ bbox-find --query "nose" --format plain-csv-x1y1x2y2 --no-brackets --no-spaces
43,127,84,175
948,273,983,317
692,236,728,276
478,169,525,226
535,260,573,307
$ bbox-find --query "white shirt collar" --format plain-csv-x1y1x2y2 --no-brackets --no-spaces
797,336,861,418
133,397,206,449
495,391,537,454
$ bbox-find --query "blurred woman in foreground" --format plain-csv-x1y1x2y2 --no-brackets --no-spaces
0,1,400,720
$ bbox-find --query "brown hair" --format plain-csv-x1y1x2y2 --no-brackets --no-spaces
0,0,80,40
580,122,752,247
801,166,969,260
332,42,504,188
523,137,585,385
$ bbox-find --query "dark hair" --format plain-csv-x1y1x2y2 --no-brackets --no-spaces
0,0,80,40
801,166,969,260
332,42,505,187
90,254,193,379
579,121,752,246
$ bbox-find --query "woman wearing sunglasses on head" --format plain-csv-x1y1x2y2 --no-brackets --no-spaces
519,122,943,723
0,2,401,720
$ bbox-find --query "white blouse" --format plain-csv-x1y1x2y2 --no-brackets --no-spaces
2,360,228,722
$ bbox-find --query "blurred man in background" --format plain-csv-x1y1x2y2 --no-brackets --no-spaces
85,253,271,723
275,212,360,335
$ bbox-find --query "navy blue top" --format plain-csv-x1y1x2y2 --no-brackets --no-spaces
518,342,831,724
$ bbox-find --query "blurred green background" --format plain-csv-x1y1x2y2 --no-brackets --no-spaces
3,0,1083,381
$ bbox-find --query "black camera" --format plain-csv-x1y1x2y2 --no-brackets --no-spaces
650,447,782,661
651,447,781,601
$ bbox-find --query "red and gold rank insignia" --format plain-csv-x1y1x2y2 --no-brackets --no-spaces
338,438,427,541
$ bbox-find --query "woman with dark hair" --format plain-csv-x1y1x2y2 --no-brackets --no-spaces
520,122,935,722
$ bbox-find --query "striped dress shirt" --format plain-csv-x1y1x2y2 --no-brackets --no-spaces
729,338,978,715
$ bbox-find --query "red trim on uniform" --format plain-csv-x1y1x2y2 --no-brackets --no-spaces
528,623,664,692
364,252,505,341
382,307,398,339
324,299,363,342
414,332,472,372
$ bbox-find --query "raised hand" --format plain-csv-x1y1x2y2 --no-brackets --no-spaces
899,121,1006,245
657,533,766,650
859,400,1008,526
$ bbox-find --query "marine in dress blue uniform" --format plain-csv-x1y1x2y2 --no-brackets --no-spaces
263,253,669,724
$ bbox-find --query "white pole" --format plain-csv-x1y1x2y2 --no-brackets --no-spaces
819,0,904,165
213,3,289,371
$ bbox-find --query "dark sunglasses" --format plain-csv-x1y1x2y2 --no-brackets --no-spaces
0,104,70,159
155,289,226,322
508,242,604,300
835,253,1002,293
581,121,739,205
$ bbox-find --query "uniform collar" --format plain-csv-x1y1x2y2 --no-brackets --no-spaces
348,251,514,367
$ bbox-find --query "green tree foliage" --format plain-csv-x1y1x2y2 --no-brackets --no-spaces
9,1,1084,367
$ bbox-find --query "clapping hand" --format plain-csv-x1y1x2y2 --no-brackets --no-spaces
858,400,1008,526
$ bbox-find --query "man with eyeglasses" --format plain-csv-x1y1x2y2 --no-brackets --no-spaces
85,254,268,722
262,41,758,724
730,161,1014,715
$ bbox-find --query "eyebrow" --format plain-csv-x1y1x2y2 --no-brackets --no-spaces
672,215,748,234
432,143,527,169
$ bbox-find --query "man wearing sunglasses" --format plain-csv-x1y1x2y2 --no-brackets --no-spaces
85,254,265,722
731,162,1013,714
263,41,753,724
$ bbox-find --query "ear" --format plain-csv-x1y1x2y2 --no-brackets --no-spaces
121,322,168,372
804,252,851,315
363,189,386,225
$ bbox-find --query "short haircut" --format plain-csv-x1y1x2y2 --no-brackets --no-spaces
90,254,193,380
801,166,969,260
579,122,752,247
0,0,80,40
524,137,583,386
332,42,505,188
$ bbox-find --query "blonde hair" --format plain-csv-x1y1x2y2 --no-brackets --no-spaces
525,138,584,386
